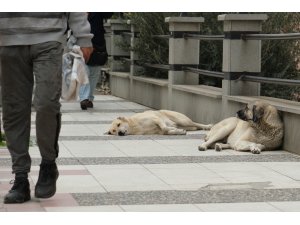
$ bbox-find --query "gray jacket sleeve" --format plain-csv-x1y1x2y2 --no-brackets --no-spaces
67,12,93,47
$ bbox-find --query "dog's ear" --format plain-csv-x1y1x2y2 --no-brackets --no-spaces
253,105,264,122
117,116,127,121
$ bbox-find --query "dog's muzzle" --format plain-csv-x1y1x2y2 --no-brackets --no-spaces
118,131,126,136
237,109,247,121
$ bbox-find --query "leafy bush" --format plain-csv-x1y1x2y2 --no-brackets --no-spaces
260,13,300,100
126,12,176,79
0,131,6,147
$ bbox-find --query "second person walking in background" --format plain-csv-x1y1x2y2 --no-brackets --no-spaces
79,12,113,110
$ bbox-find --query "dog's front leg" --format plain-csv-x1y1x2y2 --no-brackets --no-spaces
165,128,186,135
199,131,230,151
199,122,237,151
250,143,265,154
234,141,265,154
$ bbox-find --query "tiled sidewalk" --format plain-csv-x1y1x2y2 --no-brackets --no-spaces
1,94,300,212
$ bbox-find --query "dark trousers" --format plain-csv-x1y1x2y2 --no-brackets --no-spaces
0,41,62,174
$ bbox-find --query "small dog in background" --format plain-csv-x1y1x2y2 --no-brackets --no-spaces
97,69,110,95
198,101,284,154
106,110,213,136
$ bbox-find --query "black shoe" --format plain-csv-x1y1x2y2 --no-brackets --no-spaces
35,162,59,199
4,177,31,204
86,100,93,108
80,99,88,110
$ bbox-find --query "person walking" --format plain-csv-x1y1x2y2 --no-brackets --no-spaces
79,12,113,110
0,12,93,204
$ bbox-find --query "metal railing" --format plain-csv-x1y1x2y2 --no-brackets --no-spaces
182,31,300,86
238,75,300,86
121,32,133,37
152,33,300,41
152,35,170,39
132,60,170,71
183,67,224,79
242,33,300,40
143,63,170,70
117,29,300,87
183,34,224,41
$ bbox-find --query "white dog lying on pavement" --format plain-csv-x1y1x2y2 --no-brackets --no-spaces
106,110,213,136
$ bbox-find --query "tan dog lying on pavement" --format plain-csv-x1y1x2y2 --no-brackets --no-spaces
106,110,213,136
198,101,284,154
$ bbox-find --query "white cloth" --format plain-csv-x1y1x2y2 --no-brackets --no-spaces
61,45,89,101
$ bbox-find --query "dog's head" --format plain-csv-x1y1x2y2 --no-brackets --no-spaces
106,117,130,136
237,101,273,123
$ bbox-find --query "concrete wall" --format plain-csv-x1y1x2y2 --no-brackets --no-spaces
171,85,222,124
131,78,169,110
283,112,300,155
109,72,130,100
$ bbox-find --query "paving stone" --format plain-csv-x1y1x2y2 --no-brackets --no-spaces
72,188,300,206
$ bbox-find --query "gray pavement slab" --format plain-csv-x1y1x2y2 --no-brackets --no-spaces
72,188,300,206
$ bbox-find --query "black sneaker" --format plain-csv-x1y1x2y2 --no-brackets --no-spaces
4,177,31,204
34,162,59,198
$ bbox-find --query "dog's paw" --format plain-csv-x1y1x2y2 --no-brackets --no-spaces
250,146,261,154
180,129,187,135
215,143,222,152
202,124,213,130
198,144,207,151
206,124,214,130
173,129,186,135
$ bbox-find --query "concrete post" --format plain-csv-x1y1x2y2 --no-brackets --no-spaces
108,19,130,72
127,20,142,100
127,20,141,75
218,14,268,117
104,22,111,57
165,17,204,110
